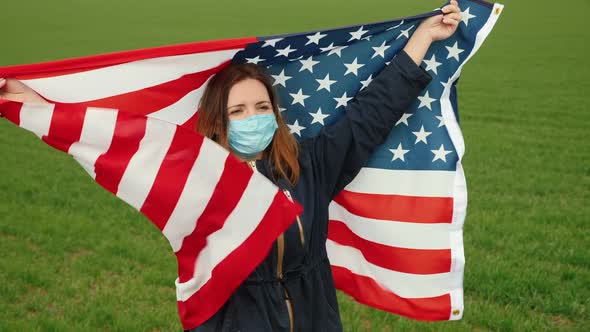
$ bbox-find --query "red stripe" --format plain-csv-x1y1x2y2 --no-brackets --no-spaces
41,103,86,153
334,190,454,223
177,191,302,330
0,37,257,78
331,266,452,321
328,220,451,274
49,61,229,122
93,112,147,195
175,155,254,283
139,127,204,231
0,100,22,126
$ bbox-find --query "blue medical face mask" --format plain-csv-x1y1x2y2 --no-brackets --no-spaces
228,114,278,159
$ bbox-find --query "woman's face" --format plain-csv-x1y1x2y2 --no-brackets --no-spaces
226,78,274,121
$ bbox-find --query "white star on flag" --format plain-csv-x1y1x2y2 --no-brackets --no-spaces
319,42,337,53
309,108,330,125
271,69,291,88
334,92,353,108
417,91,437,110
445,41,465,61
395,113,413,126
397,25,415,39
389,143,410,161
461,7,477,26
246,56,265,64
348,26,369,41
289,89,309,106
435,115,445,128
276,45,297,57
344,58,364,76
431,144,452,162
371,41,390,59
262,38,283,48
288,119,306,137
423,54,442,75
305,31,327,45
316,74,337,92
328,45,346,57
360,74,373,90
412,125,432,144
299,56,320,73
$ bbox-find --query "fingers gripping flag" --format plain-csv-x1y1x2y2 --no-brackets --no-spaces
0,0,503,328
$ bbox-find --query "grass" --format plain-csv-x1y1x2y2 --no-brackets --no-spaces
1,0,589,330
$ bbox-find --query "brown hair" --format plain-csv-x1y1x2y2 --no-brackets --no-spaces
196,63,300,185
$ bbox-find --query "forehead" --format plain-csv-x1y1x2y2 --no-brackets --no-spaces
227,78,270,106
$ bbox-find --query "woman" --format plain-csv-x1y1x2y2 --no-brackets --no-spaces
0,2,461,331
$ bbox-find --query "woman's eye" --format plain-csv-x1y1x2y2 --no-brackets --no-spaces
229,109,242,115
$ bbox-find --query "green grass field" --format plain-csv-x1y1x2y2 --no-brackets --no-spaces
1,0,588,330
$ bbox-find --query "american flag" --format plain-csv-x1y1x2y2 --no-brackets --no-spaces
0,0,503,328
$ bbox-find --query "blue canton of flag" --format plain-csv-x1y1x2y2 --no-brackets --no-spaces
234,0,496,172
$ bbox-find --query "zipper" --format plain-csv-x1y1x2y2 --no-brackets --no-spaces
282,189,305,247
248,160,295,331
277,233,294,332
247,160,257,170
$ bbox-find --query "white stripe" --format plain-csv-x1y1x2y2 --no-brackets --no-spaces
452,162,468,228
449,228,464,273
116,118,177,210
19,103,55,138
450,163,467,273
327,240,462,298
328,201,457,250
344,168,455,197
147,80,210,125
449,162,467,320
175,171,278,301
68,107,118,179
440,3,504,159
163,138,228,252
438,3,503,319
21,49,242,103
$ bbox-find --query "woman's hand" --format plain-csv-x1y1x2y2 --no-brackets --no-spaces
416,0,462,42
0,77,47,104
403,1,462,65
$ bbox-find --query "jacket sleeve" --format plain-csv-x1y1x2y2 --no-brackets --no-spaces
303,49,432,201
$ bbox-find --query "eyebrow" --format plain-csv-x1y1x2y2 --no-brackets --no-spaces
227,101,271,109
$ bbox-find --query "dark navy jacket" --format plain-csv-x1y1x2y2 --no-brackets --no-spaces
187,50,432,332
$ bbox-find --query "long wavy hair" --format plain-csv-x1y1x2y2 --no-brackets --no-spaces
196,63,300,185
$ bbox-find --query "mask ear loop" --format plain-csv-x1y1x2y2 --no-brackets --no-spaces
281,188,305,248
